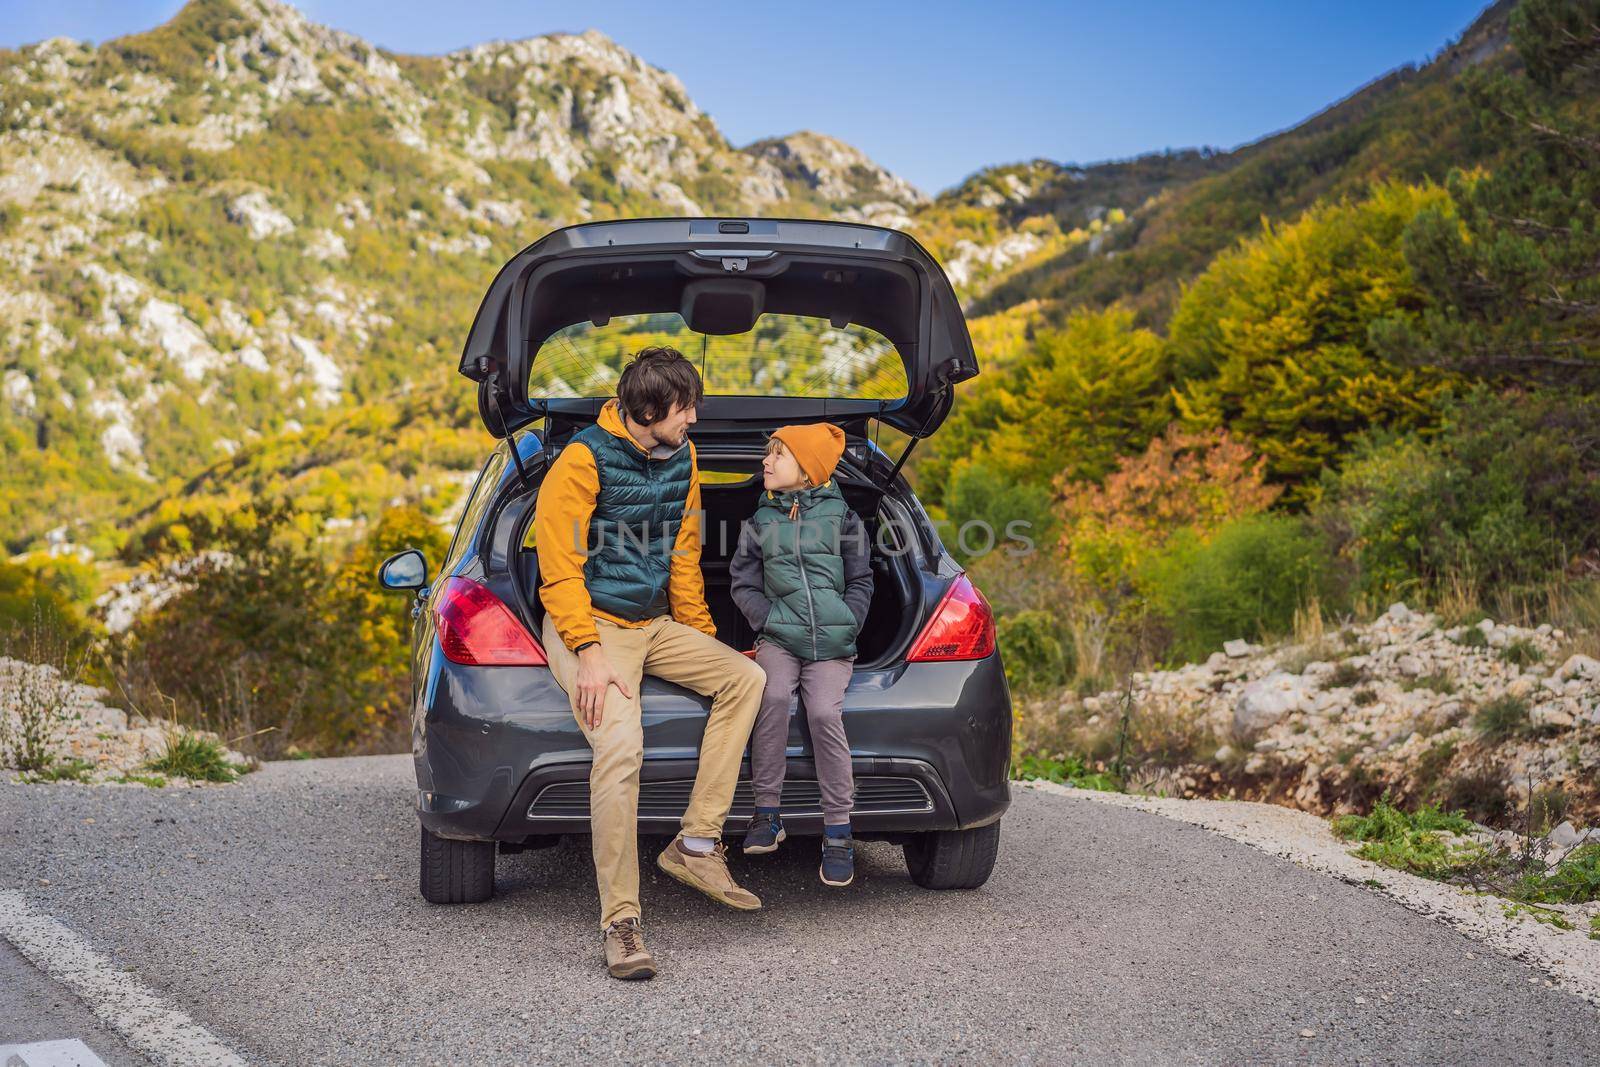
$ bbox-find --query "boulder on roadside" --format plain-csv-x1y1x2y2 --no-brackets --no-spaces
1530,704,1575,730
1555,654,1600,683
1234,671,1310,736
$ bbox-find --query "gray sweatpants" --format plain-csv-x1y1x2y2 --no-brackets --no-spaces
750,639,856,825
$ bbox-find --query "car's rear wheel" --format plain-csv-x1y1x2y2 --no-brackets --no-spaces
903,823,1000,889
419,824,495,904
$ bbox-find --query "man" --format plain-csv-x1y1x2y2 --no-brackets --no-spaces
533,346,767,981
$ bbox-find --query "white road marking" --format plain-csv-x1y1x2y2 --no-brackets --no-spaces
0,1039,110,1066
0,891,248,1067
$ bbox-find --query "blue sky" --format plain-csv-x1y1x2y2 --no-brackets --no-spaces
2,0,1492,193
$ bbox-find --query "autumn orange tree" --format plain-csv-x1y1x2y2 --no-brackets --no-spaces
1057,426,1282,601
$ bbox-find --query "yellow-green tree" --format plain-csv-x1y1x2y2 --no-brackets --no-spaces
924,306,1172,513
325,505,450,751
1170,182,1457,501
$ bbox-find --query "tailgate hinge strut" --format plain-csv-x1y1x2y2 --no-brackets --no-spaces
481,362,533,490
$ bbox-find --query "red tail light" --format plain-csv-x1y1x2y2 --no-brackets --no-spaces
906,574,996,662
434,577,547,666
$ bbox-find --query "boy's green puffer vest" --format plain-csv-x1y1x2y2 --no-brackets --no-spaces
751,479,858,662
572,421,692,622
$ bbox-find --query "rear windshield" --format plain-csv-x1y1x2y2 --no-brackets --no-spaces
530,313,909,401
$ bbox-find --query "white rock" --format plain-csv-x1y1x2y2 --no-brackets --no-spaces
1548,821,1590,850
1224,639,1252,659
1555,654,1600,683
136,299,222,381
1234,671,1310,735
1506,676,1538,700
226,191,295,240
1396,654,1424,677
1530,704,1575,730
305,228,348,261
288,334,342,405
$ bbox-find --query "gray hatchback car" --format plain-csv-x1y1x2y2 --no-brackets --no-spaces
379,217,1011,905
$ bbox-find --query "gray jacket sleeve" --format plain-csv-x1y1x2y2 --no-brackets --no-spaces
728,520,772,633
841,510,874,631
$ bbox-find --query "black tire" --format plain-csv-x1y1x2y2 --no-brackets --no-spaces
419,824,495,904
903,822,1000,889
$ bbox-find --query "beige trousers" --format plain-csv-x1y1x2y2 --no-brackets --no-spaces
542,613,765,928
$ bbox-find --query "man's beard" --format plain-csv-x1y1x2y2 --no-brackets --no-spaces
656,424,687,448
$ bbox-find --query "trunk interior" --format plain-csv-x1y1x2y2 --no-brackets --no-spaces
515,455,922,667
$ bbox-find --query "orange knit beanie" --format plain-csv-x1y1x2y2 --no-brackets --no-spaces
770,423,846,487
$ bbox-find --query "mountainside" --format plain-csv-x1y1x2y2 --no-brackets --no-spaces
0,0,1521,562
0,0,926,554
957,1,1517,328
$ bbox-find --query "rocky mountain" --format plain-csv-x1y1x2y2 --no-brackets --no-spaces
0,0,930,554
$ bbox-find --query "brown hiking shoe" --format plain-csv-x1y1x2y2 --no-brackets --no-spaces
603,917,656,980
655,838,762,911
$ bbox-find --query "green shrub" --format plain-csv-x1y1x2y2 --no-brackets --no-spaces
996,610,1071,694
1014,751,1119,792
1333,794,1475,840
1499,638,1543,667
1401,670,1456,694
1453,627,1489,648
1318,389,1600,605
143,730,239,783
1473,695,1534,743
944,461,1057,564
1519,845,1600,906
1142,513,1340,662
21,758,94,783
1326,661,1367,689
1439,768,1511,825
1331,794,1481,879
111,498,447,757
1529,786,1568,836
114,772,169,788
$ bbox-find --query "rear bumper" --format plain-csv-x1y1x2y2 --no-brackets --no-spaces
413,639,1012,842
488,754,991,838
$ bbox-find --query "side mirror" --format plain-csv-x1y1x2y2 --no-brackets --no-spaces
378,548,428,591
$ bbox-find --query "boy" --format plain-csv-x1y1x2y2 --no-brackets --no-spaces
729,424,873,886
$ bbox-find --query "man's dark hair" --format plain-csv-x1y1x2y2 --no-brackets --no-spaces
616,346,704,425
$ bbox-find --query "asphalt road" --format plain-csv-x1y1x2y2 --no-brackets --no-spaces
2,755,1597,1065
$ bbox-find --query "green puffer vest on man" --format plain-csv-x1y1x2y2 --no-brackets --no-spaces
572,420,692,622
750,479,859,662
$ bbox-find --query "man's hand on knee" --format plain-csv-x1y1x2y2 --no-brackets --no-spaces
576,644,632,729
